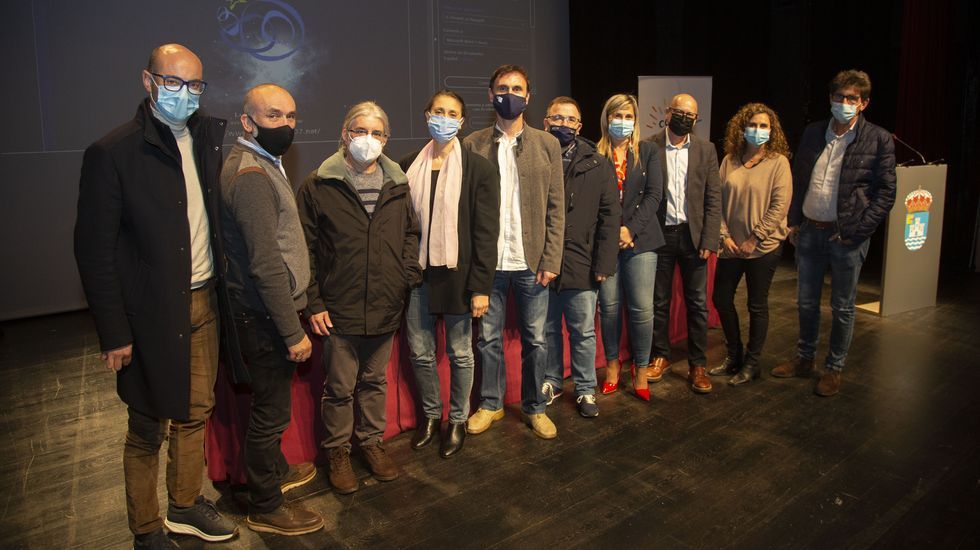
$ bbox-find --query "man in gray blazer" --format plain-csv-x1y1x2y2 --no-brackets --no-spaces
463,64,565,439
646,93,722,394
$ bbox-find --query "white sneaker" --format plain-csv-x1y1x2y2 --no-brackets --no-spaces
541,381,563,406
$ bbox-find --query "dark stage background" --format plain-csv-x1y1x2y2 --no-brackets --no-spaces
0,0,977,321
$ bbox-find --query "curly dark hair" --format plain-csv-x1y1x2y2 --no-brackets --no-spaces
722,102,791,160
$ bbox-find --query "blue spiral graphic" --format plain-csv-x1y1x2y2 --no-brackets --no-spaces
217,0,305,61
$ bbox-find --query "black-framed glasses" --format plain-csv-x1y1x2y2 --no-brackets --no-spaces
546,114,580,125
831,92,863,105
348,127,388,139
150,72,208,95
669,108,698,122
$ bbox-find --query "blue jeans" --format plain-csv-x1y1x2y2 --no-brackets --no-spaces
477,270,549,414
545,288,599,396
404,284,475,424
598,249,658,366
795,221,870,371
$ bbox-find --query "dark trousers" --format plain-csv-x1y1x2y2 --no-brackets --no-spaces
320,332,395,450
125,287,218,535
711,245,783,365
652,224,709,365
234,307,297,514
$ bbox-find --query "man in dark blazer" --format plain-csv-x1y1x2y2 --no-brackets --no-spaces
74,44,241,548
646,93,722,394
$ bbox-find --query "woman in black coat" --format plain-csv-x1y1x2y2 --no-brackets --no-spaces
399,90,500,458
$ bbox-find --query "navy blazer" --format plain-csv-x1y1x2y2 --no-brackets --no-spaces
621,140,665,253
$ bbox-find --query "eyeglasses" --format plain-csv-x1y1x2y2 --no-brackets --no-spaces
150,72,207,95
668,108,698,122
831,93,863,105
348,127,388,139
546,114,580,125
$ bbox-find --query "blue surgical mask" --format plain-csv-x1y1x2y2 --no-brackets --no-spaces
492,93,527,120
548,125,577,147
427,114,462,143
830,101,858,124
608,118,634,140
153,82,199,124
743,127,770,147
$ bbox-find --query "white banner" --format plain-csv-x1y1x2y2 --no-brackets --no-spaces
637,76,713,141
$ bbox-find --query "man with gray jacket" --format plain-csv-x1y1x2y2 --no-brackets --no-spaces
220,84,323,536
463,65,565,439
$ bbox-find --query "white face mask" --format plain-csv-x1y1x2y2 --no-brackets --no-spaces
347,135,383,165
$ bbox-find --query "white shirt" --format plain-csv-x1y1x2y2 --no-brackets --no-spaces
664,129,691,225
802,120,857,222
495,125,528,271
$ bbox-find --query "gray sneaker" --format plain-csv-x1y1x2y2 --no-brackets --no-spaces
576,394,599,418
134,529,180,549
164,496,238,542
541,381,563,406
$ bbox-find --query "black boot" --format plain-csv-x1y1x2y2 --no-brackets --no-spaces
439,422,466,458
708,352,742,376
729,363,760,385
411,418,440,449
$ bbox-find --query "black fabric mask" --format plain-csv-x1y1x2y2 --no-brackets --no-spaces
668,114,695,136
548,125,577,147
492,93,527,120
249,116,295,157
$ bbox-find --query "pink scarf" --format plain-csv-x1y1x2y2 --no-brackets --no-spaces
406,139,463,269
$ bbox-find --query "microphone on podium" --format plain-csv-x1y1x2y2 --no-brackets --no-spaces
891,133,927,166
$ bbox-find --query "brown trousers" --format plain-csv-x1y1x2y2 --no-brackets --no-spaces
124,287,218,535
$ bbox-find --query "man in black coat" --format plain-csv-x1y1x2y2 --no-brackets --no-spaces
646,93,723,394
540,97,620,418
773,70,896,396
74,44,240,548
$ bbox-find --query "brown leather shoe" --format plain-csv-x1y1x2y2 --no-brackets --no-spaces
280,462,316,494
688,365,712,394
647,357,671,382
771,357,814,378
327,447,358,494
246,503,324,536
361,442,400,481
815,370,842,396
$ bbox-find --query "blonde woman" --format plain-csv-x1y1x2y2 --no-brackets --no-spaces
595,94,664,401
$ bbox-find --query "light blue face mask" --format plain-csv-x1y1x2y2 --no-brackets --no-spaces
153,83,200,124
830,101,858,124
744,127,770,147
608,118,634,140
427,114,462,143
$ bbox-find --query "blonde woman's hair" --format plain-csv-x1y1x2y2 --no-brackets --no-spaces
339,100,390,153
596,93,640,166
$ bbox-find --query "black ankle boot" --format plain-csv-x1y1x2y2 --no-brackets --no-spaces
728,363,760,385
708,353,742,376
439,422,466,458
411,418,440,449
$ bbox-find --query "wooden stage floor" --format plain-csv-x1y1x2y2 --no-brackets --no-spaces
2,264,979,549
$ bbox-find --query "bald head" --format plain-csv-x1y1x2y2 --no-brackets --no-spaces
240,83,297,135
670,93,698,115
142,44,203,97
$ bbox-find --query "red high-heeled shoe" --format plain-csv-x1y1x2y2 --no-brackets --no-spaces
600,361,621,394
600,379,619,395
631,364,650,401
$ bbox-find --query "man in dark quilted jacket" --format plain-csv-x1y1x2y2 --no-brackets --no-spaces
773,69,896,396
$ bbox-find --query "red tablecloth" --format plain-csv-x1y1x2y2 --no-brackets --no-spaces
206,260,719,483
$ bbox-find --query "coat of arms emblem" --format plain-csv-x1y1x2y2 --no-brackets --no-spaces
904,188,933,251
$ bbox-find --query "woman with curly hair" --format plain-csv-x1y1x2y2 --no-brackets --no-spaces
708,103,792,385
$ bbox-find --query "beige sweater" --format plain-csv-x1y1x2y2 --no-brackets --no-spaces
718,154,792,259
